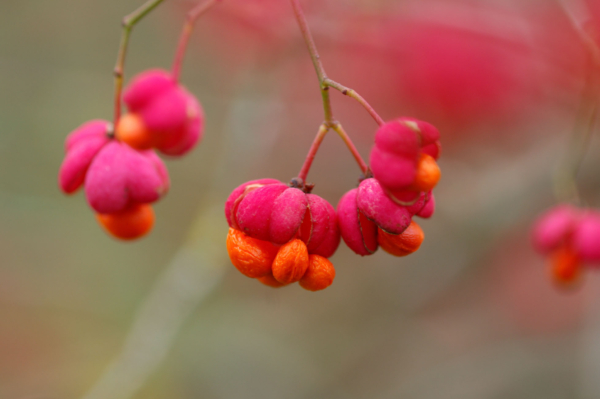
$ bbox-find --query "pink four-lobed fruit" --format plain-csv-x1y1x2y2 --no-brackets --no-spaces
121,69,204,156
337,178,434,257
370,118,441,204
532,204,600,264
59,120,170,215
226,179,341,258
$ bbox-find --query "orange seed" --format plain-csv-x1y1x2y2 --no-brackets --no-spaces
299,255,336,292
226,228,278,278
96,202,155,240
409,153,441,192
115,113,155,150
550,246,582,288
272,239,309,284
378,221,424,257
258,273,289,288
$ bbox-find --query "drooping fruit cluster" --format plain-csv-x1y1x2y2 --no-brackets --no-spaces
338,118,440,257
58,70,204,240
532,205,600,288
224,118,442,291
117,70,204,156
225,179,340,291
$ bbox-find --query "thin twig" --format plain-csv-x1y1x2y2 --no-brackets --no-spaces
113,0,165,125
171,0,222,82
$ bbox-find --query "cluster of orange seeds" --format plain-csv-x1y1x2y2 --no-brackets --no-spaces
226,228,336,291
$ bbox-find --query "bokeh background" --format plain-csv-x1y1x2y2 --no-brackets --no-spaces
2,0,600,398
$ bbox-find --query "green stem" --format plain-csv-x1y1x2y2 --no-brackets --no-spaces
171,0,221,82
113,0,165,126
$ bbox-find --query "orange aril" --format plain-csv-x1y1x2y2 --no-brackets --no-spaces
115,113,155,150
258,273,288,288
299,255,336,291
272,239,309,284
226,228,278,278
96,202,155,240
550,246,582,288
377,221,424,257
409,153,441,192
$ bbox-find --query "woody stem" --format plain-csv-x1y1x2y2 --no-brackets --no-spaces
323,79,385,126
113,0,165,126
171,0,221,82
290,0,371,177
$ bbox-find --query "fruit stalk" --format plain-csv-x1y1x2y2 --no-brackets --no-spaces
172,0,222,82
113,0,165,126
290,0,370,177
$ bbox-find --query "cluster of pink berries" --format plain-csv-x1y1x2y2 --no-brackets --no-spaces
58,0,445,294
58,70,203,240
532,205,600,287
225,118,442,291
338,118,440,257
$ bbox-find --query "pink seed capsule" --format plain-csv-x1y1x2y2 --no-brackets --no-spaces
416,192,436,219
122,69,205,157
59,120,112,194
84,141,169,214
356,178,413,235
225,179,341,259
304,194,341,258
225,179,281,228
370,118,442,195
337,188,378,256
572,212,600,264
531,204,579,255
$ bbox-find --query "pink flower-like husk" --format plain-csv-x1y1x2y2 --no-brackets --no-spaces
65,120,110,151
370,118,442,192
337,188,378,256
225,179,281,227
417,192,436,219
374,120,422,158
138,89,188,135
384,187,423,207
572,212,600,264
59,120,111,194
304,194,331,252
156,90,204,156
306,194,341,258
370,146,418,191
85,141,169,214
227,180,340,257
405,191,430,215
422,142,441,160
124,69,203,156
269,187,308,245
531,204,579,254
235,183,289,241
122,69,175,109
400,117,440,147
357,178,413,235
